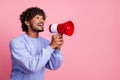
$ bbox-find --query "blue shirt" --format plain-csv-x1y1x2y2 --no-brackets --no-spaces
9,34,63,80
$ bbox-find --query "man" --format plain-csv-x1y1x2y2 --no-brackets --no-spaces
9,7,64,80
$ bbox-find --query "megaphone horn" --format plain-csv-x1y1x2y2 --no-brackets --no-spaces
49,21,74,36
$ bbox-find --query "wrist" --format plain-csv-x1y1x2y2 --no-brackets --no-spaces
49,44,56,49
55,47,61,50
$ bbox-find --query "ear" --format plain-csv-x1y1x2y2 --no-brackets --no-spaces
24,21,30,26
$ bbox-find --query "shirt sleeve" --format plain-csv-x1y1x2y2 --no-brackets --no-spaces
9,39,54,73
45,49,63,70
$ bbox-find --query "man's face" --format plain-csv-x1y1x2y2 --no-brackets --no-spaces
29,14,45,32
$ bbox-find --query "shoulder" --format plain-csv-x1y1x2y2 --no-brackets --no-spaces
9,34,25,48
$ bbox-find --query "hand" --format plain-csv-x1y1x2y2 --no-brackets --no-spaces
49,33,64,49
55,35,64,50
55,41,64,50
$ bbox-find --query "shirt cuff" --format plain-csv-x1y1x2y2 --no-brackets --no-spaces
54,49,61,53
46,46,54,53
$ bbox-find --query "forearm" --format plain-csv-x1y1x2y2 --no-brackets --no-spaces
46,50,63,70
11,45,54,73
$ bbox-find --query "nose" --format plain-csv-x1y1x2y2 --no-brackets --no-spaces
39,19,44,25
40,19,44,22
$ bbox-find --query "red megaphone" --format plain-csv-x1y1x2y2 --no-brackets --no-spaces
49,21,74,36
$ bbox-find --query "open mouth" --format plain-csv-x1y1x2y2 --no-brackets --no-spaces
38,22,44,27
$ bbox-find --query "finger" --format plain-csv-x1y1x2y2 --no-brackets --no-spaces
57,41,63,45
55,34,62,38
57,38,63,42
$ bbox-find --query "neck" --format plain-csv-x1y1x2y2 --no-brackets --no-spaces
26,31,39,38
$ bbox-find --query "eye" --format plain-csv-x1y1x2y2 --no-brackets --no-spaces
40,16,44,20
34,15,44,21
36,16,39,19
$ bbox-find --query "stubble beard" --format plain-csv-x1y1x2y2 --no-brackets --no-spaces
30,24,44,32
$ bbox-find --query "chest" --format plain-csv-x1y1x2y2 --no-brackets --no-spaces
25,40,46,56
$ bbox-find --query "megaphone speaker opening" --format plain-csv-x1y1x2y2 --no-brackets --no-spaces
49,21,74,36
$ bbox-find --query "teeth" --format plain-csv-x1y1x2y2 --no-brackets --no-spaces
38,23,43,26
38,23,44,26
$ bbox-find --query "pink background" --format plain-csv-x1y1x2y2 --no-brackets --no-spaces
0,0,120,80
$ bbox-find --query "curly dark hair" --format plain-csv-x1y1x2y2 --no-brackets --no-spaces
20,7,46,32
